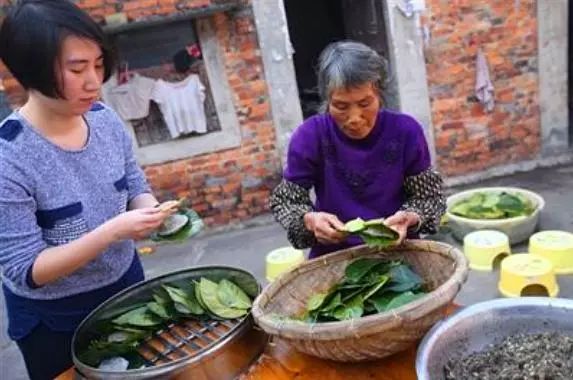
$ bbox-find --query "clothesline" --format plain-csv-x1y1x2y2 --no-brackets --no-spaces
101,73,207,139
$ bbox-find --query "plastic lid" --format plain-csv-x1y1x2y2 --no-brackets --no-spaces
464,230,509,247
266,247,305,282
530,231,573,250
502,254,553,276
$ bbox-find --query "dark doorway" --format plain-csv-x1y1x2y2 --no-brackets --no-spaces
284,0,392,119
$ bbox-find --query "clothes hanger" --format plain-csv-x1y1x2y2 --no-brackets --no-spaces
117,61,132,85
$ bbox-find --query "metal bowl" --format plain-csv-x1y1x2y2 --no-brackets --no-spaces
72,266,268,380
416,297,573,380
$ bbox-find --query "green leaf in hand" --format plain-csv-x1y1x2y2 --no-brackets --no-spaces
344,218,366,233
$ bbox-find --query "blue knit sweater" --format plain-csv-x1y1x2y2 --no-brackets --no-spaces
0,102,150,300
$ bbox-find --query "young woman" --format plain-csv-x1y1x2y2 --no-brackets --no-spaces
271,41,446,258
0,1,172,378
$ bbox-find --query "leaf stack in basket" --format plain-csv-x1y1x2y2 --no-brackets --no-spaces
302,258,426,323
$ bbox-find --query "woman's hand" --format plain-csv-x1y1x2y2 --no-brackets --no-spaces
105,207,174,242
384,211,421,244
303,212,347,245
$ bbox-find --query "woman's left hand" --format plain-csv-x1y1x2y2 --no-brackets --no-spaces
384,211,421,244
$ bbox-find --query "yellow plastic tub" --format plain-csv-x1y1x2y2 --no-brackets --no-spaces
463,230,511,271
498,254,558,298
265,247,305,282
529,230,573,274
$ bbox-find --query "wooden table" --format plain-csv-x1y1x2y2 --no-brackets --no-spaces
57,305,457,380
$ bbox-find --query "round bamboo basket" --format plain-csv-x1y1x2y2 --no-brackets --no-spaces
252,240,469,362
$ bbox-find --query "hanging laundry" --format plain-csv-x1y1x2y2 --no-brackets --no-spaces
151,74,207,139
101,73,156,120
475,49,495,112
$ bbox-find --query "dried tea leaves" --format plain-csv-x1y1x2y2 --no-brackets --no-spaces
445,332,573,380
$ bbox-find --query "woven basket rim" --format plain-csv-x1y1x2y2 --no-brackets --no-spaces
252,240,469,340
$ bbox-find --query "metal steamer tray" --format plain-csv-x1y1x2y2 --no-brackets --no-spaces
72,266,268,380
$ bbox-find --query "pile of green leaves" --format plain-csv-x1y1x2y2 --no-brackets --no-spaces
302,258,426,323
79,278,252,368
343,218,400,248
450,191,535,220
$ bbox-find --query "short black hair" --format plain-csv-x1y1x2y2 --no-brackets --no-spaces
0,0,116,99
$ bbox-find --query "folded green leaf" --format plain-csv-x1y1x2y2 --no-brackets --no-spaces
199,278,248,319
217,279,252,310
163,284,204,315
112,306,163,327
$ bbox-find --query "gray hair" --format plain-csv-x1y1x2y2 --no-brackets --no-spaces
317,41,387,106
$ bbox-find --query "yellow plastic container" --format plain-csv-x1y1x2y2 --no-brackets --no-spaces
265,247,305,282
463,230,511,271
498,254,558,297
529,230,573,274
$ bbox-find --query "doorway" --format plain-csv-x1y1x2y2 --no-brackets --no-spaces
283,0,393,118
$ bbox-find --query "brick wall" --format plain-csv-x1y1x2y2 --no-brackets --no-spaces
424,0,541,176
0,0,281,227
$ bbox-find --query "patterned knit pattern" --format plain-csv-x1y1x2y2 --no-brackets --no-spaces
0,102,150,300
400,168,446,234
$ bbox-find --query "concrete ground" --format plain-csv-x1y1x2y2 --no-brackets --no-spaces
1,163,572,379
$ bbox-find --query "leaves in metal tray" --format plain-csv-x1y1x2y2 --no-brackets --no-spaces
146,301,171,320
199,278,248,319
111,306,163,327
79,338,140,368
162,284,204,315
217,279,252,310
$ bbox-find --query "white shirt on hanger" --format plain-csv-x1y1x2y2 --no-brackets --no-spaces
101,74,156,121
151,74,207,139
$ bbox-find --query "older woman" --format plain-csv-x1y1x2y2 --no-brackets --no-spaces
270,41,446,258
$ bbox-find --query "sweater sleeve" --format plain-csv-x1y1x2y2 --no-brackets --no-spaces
400,168,446,234
0,164,47,290
400,117,446,233
269,179,317,249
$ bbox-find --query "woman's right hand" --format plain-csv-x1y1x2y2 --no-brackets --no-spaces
303,212,347,245
105,207,171,242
